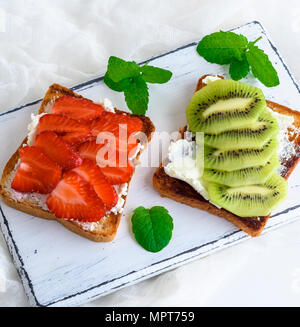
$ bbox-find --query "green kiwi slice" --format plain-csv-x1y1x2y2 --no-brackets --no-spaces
186,79,266,134
204,137,278,171
207,173,287,217
204,111,279,150
202,153,280,186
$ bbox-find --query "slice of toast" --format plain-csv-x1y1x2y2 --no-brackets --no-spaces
0,84,155,242
153,75,300,237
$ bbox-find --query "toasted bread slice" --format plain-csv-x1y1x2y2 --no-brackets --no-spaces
153,75,300,237
0,84,155,242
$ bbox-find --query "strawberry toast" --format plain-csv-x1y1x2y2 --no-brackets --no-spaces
0,84,155,242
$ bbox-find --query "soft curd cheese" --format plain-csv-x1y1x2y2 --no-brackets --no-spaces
164,139,209,200
27,112,47,146
202,75,221,85
267,107,296,164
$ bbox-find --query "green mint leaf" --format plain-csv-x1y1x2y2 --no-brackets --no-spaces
246,44,280,87
106,56,140,82
196,31,280,87
131,206,174,253
123,75,149,115
229,54,250,80
140,65,172,84
103,72,124,92
104,56,173,115
197,31,248,64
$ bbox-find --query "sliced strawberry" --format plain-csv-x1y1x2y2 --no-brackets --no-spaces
77,140,104,162
52,96,104,123
91,112,141,157
77,140,135,184
73,159,118,210
97,151,135,184
46,170,105,221
100,163,134,184
91,111,143,139
11,146,62,194
77,137,138,160
77,138,138,161
35,131,83,171
37,114,91,145
121,136,139,157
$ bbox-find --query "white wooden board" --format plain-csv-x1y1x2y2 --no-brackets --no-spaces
1,21,300,307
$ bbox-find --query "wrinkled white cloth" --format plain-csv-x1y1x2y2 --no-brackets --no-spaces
1,0,300,307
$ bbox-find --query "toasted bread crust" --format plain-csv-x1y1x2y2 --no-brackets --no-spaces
0,84,155,242
153,166,269,236
153,75,300,237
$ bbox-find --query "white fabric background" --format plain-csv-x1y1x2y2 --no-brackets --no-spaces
1,0,300,307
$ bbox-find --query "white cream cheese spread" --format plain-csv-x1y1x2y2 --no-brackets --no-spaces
101,98,115,113
202,75,221,84
164,139,209,200
27,112,47,146
267,107,296,166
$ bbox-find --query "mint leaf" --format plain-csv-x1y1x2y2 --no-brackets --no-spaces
141,65,172,84
106,56,140,82
104,72,124,92
104,56,172,115
197,31,248,64
123,75,149,115
229,55,250,80
131,206,174,253
196,31,280,88
246,44,280,87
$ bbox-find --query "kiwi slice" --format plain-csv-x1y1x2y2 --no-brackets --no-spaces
186,79,266,134
203,153,280,186
207,173,287,217
204,111,279,150
204,137,278,171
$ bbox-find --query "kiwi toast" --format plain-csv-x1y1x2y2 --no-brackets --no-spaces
153,75,300,237
0,84,155,242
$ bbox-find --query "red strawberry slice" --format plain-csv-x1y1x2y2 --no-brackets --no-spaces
77,140,135,184
35,131,83,171
100,164,134,184
76,140,104,162
46,170,106,221
97,151,135,184
11,146,62,194
77,138,138,162
91,111,143,139
91,112,142,157
73,159,118,210
37,114,91,145
52,96,104,123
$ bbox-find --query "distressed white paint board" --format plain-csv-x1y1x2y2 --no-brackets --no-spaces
0,21,300,307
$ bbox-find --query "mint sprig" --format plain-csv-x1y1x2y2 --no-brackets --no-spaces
131,206,174,253
246,43,280,87
197,31,279,87
197,31,248,64
104,56,172,115
124,75,149,115
229,54,250,81
140,65,172,84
